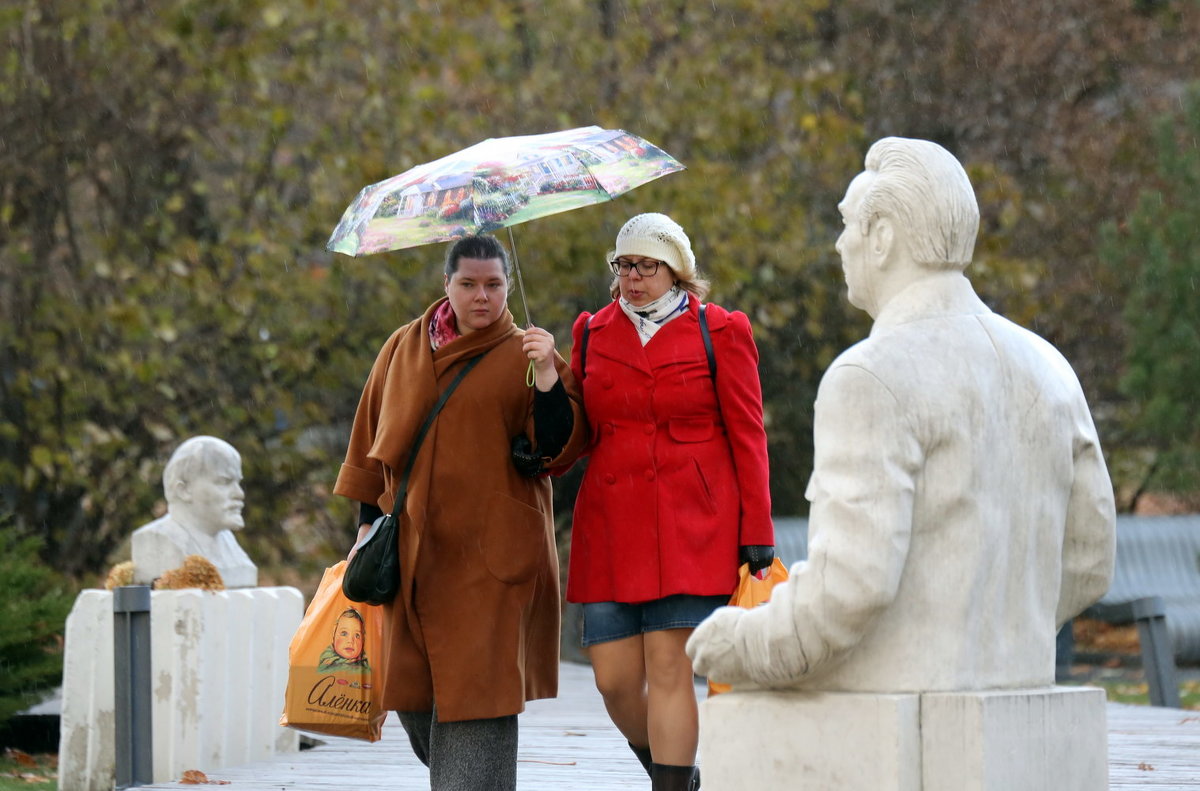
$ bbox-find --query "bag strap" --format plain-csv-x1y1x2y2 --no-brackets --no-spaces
580,315,593,379
389,351,487,519
581,304,716,380
698,303,716,381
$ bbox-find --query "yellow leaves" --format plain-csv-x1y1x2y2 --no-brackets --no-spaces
28,446,54,475
155,556,225,592
261,6,286,28
105,561,134,591
144,420,175,443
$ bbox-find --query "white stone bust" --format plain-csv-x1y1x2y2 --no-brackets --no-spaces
132,436,258,588
687,137,1115,692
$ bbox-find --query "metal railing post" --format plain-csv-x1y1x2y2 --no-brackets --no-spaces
114,585,153,788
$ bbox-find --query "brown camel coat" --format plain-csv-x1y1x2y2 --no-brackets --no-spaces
333,299,586,722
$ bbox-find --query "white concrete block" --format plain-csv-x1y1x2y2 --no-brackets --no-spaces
59,591,117,791
921,686,1108,791
59,587,303,791
699,689,921,791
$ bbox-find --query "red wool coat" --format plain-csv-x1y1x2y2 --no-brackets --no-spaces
566,295,773,603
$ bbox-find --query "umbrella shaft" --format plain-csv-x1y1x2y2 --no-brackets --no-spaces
507,227,532,328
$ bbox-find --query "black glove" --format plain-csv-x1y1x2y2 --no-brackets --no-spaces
739,545,775,574
510,435,545,478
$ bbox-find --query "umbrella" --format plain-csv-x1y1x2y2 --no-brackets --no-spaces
326,126,685,336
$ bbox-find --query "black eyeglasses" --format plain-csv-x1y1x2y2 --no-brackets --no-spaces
609,258,662,277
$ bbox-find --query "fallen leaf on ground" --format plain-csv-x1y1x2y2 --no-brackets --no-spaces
3,750,36,768
179,769,231,785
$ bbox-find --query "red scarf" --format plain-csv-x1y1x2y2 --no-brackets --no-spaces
428,299,461,350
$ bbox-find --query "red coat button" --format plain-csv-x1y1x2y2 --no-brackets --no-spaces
644,469,655,481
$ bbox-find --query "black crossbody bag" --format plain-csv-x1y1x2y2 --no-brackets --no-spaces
342,352,487,605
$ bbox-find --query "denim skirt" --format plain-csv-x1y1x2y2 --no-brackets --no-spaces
580,594,729,647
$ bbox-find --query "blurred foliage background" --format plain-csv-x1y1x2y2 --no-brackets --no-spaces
2,0,1199,610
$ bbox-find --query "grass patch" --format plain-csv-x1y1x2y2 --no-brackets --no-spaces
1074,678,1200,709
0,750,55,790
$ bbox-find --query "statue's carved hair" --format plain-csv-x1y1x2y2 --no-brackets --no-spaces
860,137,979,271
162,436,240,500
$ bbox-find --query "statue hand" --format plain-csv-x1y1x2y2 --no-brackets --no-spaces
687,606,752,686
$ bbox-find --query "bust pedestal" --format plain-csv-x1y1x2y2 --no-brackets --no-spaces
58,587,303,791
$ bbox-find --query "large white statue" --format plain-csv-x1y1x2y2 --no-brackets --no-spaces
132,436,257,588
688,137,1116,693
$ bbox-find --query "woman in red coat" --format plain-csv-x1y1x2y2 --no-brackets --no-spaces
568,213,774,790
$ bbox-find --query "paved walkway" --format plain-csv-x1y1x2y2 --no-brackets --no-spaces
135,662,1199,790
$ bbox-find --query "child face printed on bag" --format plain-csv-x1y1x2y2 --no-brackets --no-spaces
333,612,364,661
316,608,371,674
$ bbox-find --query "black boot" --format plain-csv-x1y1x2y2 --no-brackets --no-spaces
650,762,699,791
628,741,653,776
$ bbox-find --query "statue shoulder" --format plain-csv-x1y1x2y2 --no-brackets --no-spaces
132,514,180,538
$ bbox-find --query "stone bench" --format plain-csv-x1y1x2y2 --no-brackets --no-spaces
1085,515,1200,665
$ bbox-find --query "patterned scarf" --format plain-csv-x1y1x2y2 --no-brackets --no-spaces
428,299,461,350
619,286,689,346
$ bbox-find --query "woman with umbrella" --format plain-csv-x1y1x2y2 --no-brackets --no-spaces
567,213,776,790
333,233,587,790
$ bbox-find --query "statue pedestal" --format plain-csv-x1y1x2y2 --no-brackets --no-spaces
700,690,922,791
699,686,1107,791
921,686,1107,791
58,587,304,791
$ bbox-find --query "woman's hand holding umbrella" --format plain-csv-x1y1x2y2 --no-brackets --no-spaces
521,327,560,392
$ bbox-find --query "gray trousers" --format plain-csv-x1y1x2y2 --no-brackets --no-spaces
396,707,518,791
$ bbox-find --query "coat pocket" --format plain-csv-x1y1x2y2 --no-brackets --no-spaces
483,491,548,584
690,457,718,515
668,417,714,443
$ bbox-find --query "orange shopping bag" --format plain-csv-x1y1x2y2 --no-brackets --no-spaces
707,557,789,696
279,561,390,741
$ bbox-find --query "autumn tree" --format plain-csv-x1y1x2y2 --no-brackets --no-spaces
1100,85,1200,505
5,0,1196,585
824,0,1200,457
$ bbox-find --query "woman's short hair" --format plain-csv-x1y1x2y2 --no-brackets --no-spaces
444,234,511,278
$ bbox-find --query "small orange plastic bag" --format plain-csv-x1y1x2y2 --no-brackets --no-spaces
707,558,789,696
279,561,390,741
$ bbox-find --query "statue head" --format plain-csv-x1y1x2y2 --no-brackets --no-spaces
162,436,244,537
836,137,980,316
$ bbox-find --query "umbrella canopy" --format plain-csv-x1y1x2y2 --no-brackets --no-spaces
326,126,684,257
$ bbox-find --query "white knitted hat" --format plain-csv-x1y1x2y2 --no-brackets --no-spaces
612,213,696,280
